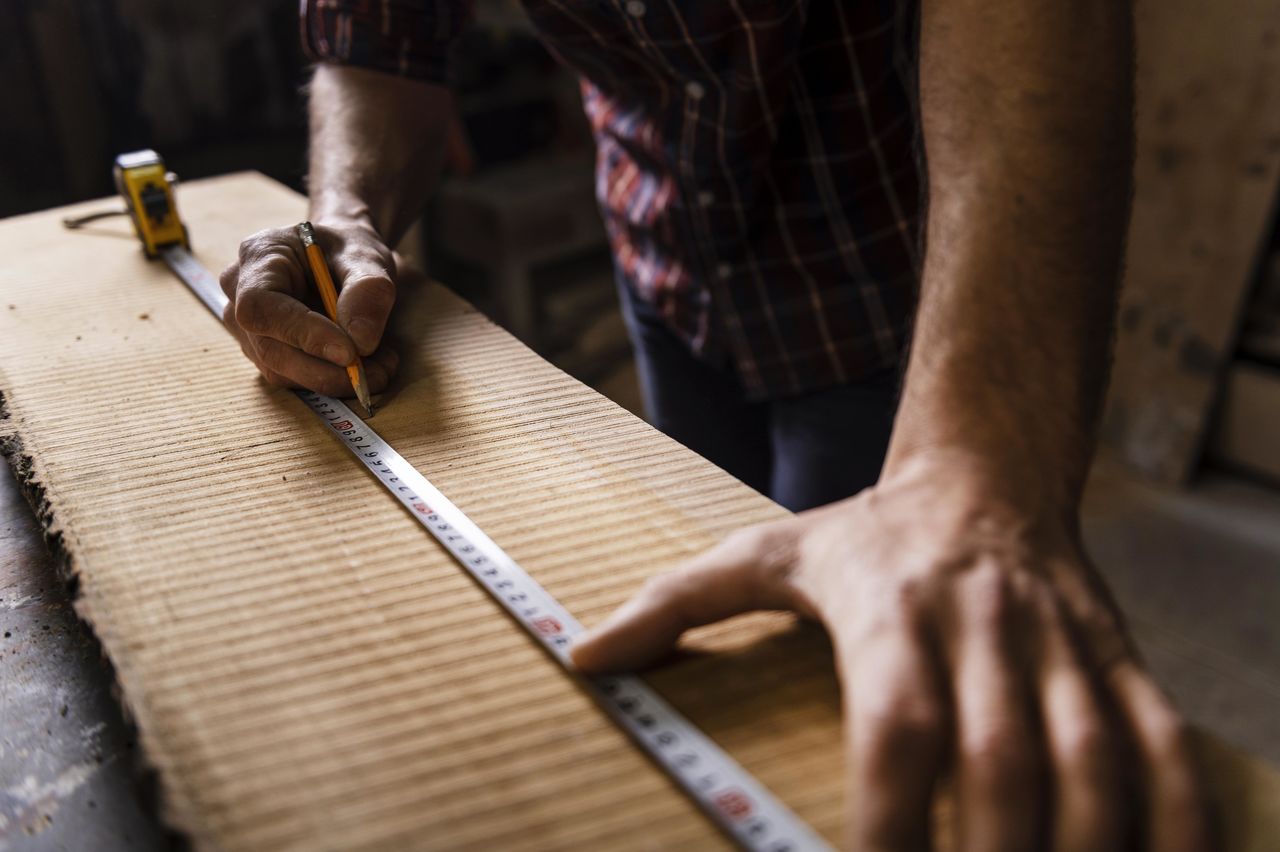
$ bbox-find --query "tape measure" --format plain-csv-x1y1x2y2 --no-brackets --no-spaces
114,149,190,257
103,151,832,852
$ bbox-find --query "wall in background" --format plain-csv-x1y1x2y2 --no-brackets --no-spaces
0,0,575,218
0,0,311,216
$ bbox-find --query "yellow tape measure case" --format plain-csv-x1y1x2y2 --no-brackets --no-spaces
113,149,188,258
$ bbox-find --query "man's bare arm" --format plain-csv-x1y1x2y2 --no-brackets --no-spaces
307,65,451,251
219,65,452,394
886,0,1132,511
575,2,1211,848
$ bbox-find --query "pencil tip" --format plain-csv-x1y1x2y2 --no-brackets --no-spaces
350,361,374,418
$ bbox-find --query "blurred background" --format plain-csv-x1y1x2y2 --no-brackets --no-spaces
3,0,1277,482
1,0,1278,848
0,0,640,412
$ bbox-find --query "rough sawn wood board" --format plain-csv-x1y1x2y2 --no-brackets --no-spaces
0,173,1277,850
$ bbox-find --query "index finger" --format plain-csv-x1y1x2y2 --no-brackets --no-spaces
236,227,309,300
571,523,802,673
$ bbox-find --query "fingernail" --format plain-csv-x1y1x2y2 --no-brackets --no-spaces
348,318,377,353
568,636,595,671
323,343,352,366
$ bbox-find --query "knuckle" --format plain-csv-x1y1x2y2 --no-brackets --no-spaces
235,289,273,332
282,312,321,353
722,524,767,555
238,228,289,261
888,575,929,621
639,572,678,603
860,694,944,749
219,264,238,298
737,518,797,553
665,564,719,623
1150,713,1195,763
237,234,267,263
961,563,1016,625
636,571,697,624
1073,599,1124,639
751,522,794,561
738,523,799,592
853,579,926,642
1030,583,1074,635
263,371,291,389
253,335,284,365
961,728,1039,786
1060,720,1112,772
347,273,396,311
254,336,304,376
342,241,392,270
342,227,393,259
258,252,298,283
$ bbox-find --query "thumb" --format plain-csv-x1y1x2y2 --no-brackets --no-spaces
330,238,396,356
336,271,395,356
571,523,802,674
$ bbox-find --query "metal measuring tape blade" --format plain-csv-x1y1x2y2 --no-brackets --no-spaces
155,238,831,852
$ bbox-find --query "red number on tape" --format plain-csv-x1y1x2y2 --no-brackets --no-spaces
532,616,562,635
714,789,753,821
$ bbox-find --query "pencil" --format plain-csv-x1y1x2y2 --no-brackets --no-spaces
297,221,374,417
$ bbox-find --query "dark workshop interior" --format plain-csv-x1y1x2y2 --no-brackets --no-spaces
2,0,1278,849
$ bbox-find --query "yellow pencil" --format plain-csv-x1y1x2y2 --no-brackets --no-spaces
297,221,374,417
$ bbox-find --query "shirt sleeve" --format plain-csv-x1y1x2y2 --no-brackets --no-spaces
300,0,473,84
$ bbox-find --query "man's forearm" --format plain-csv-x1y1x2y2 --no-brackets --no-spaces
307,64,453,245
885,1,1134,514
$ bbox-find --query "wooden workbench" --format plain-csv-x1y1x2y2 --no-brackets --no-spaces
1,174,1277,850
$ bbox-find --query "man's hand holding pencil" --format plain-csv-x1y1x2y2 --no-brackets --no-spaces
219,220,400,405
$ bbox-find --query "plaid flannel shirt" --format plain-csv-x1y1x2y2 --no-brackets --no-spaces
302,0,923,400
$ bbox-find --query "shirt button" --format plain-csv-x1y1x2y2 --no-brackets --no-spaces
697,190,715,207
625,0,645,16
716,263,732,280
685,81,706,100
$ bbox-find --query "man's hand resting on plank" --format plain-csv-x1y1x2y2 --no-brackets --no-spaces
573,450,1210,849
219,220,400,396
578,0,1217,847
230,3,1213,843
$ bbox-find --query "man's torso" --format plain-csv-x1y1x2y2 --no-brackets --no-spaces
303,0,924,398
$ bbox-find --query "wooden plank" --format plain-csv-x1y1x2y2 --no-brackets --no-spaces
0,173,821,849
1210,362,1280,481
1100,0,1280,483
0,174,1277,849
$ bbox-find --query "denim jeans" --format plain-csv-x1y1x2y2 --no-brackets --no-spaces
616,278,901,512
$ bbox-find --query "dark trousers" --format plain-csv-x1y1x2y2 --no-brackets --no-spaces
617,280,900,512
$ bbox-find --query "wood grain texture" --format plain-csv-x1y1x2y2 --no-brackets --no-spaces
1101,0,1280,483
0,173,1276,849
